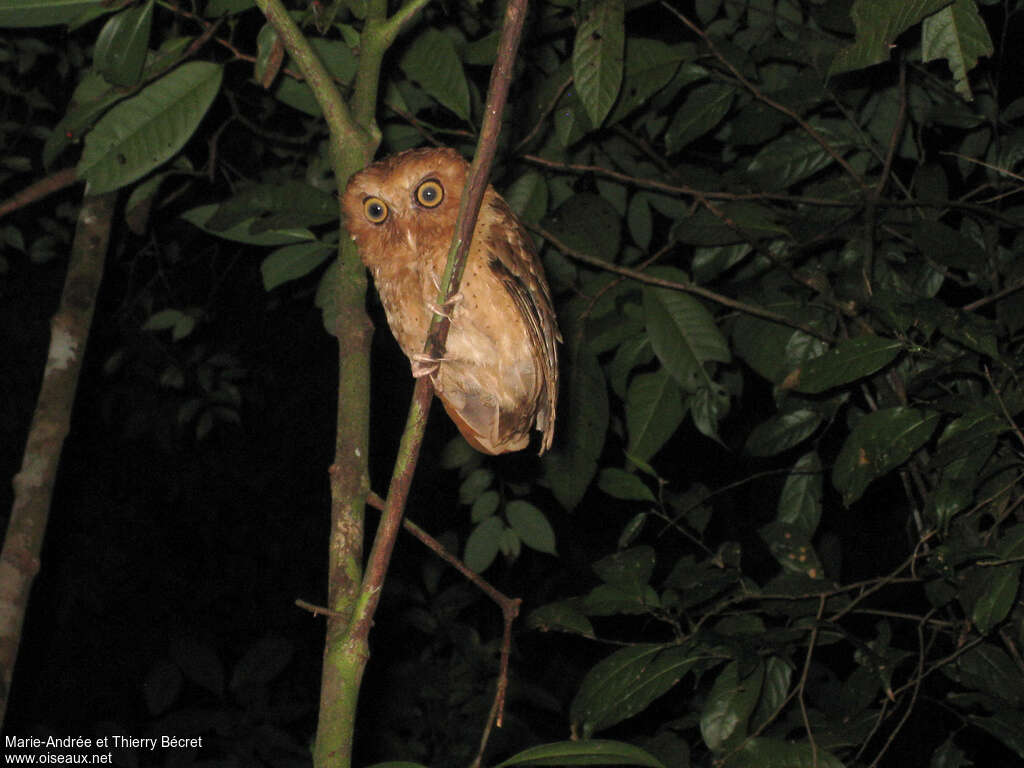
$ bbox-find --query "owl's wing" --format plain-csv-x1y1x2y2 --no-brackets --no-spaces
480,194,562,453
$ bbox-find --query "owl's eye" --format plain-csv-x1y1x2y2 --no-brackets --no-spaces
415,179,444,208
363,197,389,224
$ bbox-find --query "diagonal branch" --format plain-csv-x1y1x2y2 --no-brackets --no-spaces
344,0,531,648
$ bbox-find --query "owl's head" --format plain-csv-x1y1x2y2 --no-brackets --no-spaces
341,147,469,266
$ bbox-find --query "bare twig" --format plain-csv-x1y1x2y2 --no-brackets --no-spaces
535,225,836,342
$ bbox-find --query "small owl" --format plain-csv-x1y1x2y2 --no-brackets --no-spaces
341,147,561,455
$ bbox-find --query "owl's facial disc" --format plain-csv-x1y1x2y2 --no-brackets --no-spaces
363,196,389,224
414,179,444,208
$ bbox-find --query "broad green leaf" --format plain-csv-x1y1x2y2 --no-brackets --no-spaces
746,122,859,191
952,642,1024,706
701,661,765,751
205,180,337,232
930,738,971,768
671,202,785,245
689,381,730,443
504,171,549,225
912,220,987,271
544,193,621,263
230,637,292,689
643,279,730,391
571,643,705,737
607,38,689,126
506,500,557,555
593,546,655,589
830,0,953,75
777,452,823,538
582,582,660,616
832,407,940,505
922,0,993,100
627,193,652,250
573,0,625,127
967,711,1024,760
0,0,105,26
399,28,470,121
465,516,504,573
970,525,1024,634
665,83,734,154
760,521,824,578
751,657,794,732
729,738,845,768
744,408,822,456
260,242,333,291
598,467,656,502
784,335,902,393
470,490,499,522
182,204,315,246
527,600,595,637
496,740,666,768
459,468,494,505
79,62,223,194
544,307,608,509
626,369,686,463
169,636,224,696
94,0,153,87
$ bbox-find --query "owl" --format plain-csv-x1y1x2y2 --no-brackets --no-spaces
341,147,561,455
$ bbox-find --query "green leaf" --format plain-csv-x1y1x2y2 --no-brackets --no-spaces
527,600,595,637
544,308,609,510
598,468,656,502
777,452,823,538
399,28,470,121
506,500,557,555
627,193,652,250
967,710,1024,760
229,637,292,689
784,335,902,393
607,38,689,126
746,122,859,191
930,738,971,768
665,83,734,154
93,0,153,87
912,220,987,271
182,204,315,246
643,280,730,391
626,369,686,463
571,644,705,737
701,661,765,751
729,738,845,768
79,62,223,194
496,740,666,768
464,516,504,573
968,525,1024,634
544,193,621,263
593,546,655,588
922,0,994,100
470,490,499,522
832,407,940,505
572,0,625,127
830,0,954,75
760,521,824,579
260,243,332,291
744,408,822,456
0,0,106,27
671,202,785,245
952,642,1024,706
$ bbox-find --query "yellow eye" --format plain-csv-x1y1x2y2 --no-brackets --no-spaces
415,179,444,208
363,197,388,223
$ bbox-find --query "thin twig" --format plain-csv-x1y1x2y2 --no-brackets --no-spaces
535,225,835,342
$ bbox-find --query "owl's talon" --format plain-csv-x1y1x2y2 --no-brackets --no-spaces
427,291,463,320
411,353,447,378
